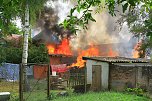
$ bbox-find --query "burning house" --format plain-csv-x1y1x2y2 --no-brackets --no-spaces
31,0,149,91
83,56,152,92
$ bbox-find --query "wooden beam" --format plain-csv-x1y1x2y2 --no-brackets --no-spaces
84,63,87,93
19,64,23,101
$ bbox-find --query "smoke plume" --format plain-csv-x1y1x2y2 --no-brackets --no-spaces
33,0,138,58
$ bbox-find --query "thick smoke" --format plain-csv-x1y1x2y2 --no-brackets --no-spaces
69,7,138,57
33,0,73,44
33,0,138,58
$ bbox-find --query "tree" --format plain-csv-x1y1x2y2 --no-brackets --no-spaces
59,0,152,58
1,0,48,91
118,0,152,57
0,0,47,34
0,44,49,64
61,0,141,34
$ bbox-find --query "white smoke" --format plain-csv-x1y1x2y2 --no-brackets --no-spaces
46,0,73,23
45,0,138,58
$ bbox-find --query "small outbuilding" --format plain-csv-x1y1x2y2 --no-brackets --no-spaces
83,56,152,92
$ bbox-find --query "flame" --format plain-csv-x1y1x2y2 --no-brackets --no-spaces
46,38,72,55
132,42,141,58
133,50,139,58
56,38,72,55
108,48,118,57
47,44,55,54
71,46,100,68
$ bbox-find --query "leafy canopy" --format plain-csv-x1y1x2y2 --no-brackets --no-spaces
0,0,47,35
120,0,152,56
0,44,49,64
61,0,141,34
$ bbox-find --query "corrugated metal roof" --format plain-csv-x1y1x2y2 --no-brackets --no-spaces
82,56,150,63
112,63,152,67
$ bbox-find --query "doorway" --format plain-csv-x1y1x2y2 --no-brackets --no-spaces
92,65,102,91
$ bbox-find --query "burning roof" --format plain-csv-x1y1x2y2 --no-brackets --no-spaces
83,56,149,63
49,54,72,57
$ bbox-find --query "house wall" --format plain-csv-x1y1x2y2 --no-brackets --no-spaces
109,64,137,91
86,60,109,90
50,57,61,65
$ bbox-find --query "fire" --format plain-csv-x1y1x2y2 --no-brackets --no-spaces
46,38,72,55
71,46,100,68
56,38,72,55
133,50,139,58
108,48,118,57
47,44,55,54
132,42,141,58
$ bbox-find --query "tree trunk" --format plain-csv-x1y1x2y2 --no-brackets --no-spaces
22,0,30,92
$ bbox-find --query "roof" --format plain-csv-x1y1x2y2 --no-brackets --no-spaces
82,56,150,63
112,63,152,67
49,54,72,57
6,34,22,40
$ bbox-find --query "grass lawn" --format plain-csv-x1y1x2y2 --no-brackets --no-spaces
53,91,151,101
0,81,19,100
0,81,151,101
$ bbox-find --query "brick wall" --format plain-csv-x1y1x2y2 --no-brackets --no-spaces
140,67,152,93
109,65,152,93
109,64,136,91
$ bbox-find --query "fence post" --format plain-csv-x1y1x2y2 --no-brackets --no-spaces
47,64,50,98
84,63,87,93
19,64,23,101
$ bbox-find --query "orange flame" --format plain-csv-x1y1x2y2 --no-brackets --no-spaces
56,38,72,55
46,38,72,55
47,44,55,54
71,46,100,68
132,42,141,58
133,50,139,58
108,48,118,57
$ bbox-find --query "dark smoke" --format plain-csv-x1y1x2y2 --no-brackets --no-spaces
33,4,72,44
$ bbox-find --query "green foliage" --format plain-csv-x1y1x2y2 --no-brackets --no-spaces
126,87,145,96
0,44,49,64
61,0,139,34
28,44,49,63
5,47,22,64
53,91,150,101
0,46,6,63
119,0,152,55
0,0,47,35
8,23,22,35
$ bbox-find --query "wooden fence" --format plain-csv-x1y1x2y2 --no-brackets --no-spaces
67,67,85,87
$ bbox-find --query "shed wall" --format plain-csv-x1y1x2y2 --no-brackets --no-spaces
86,60,109,89
109,65,137,91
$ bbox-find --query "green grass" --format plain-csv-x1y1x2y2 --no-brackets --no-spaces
0,81,19,100
53,91,151,101
0,81,151,101
23,90,48,101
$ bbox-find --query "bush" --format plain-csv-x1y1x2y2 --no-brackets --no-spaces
28,44,49,63
126,87,144,96
0,44,49,64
